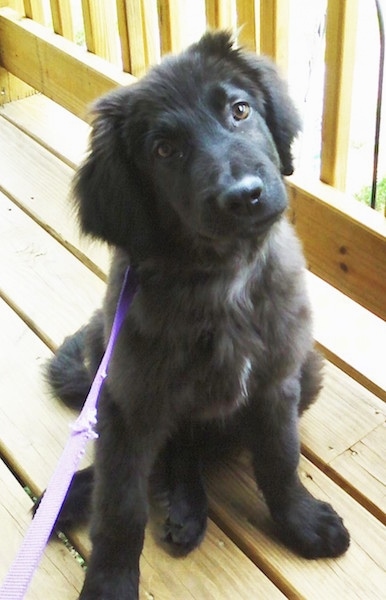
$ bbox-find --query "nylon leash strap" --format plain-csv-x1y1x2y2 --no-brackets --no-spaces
0,267,137,600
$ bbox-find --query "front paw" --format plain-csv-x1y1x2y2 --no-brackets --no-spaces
79,584,138,600
274,493,350,559
79,569,139,600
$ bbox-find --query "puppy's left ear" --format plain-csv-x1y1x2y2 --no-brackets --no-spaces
242,54,301,176
73,87,156,263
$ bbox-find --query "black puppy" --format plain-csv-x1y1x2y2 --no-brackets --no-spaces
47,31,350,599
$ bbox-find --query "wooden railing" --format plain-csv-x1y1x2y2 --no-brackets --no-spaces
0,0,385,324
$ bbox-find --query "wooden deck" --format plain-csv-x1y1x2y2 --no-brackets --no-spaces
0,94,385,599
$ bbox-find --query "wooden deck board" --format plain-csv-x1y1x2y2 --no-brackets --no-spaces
0,115,110,278
0,298,93,492
0,93,89,169
0,191,105,349
74,522,287,600
307,271,386,401
329,423,386,519
0,460,84,599
206,455,386,600
300,361,385,464
1,187,384,523
0,94,385,598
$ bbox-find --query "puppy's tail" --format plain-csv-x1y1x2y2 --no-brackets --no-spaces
45,326,91,410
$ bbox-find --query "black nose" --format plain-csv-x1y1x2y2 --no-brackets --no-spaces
218,176,263,216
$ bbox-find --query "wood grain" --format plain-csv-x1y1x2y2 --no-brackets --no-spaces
81,0,120,64
206,454,386,600
288,177,386,321
0,460,84,599
0,117,110,277
0,8,134,118
49,0,74,40
320,0,358,190
0,192,106,349
259,0,289,72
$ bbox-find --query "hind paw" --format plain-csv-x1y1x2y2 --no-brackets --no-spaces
163,500,207,555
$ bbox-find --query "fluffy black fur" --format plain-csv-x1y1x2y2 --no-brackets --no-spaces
45,31,350,599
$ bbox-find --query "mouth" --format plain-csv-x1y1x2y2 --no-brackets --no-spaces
248,209,284,232
196,208,284,244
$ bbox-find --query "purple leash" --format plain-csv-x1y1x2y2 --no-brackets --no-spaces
0,267,137,600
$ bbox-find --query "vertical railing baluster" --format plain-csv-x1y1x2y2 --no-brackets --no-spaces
236,0,258,51
158,0,182,55
23,0,45,24
320,0,358,191
81,0,119,64
49,0,74,40
259,0,289,72
117,0,159,76
205,0,236,31
371,0,385,212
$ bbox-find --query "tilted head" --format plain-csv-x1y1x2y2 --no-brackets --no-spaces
75,31,300,264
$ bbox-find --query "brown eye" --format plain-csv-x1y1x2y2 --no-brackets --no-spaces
232,101,251,121
155,141,175,158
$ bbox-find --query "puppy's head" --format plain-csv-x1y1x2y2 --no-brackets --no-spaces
75,31,300,259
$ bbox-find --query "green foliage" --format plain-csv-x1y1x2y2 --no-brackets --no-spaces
24,486,38,503
25,488,87,569
355,177,386,213
75,30,86,47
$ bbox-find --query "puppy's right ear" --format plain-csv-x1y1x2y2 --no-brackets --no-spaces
74,88,154,262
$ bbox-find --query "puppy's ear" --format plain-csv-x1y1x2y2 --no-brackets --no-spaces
242,53,301,176
74,88,154,262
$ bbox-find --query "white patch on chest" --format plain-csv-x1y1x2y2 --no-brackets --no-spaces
239,356,252,399
227,263,253,308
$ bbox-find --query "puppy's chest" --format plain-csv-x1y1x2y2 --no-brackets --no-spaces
184,303,259,417
184,274,264,405
141,270,277,411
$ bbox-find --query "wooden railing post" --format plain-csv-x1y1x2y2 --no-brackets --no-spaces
0,0,23,12
0,2,35,104
259,0,289,72
205,0,235,31
320,0,358,190
158,0,183,55
81,0,120,65
236,0,258,51
23,0,45,24
117,0,159,77
49,0,74,41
